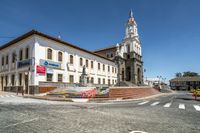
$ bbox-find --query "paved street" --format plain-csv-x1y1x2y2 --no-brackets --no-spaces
0,91,200,133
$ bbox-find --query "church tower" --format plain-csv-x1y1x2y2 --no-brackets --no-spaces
94,10,144,86
120,10,143,85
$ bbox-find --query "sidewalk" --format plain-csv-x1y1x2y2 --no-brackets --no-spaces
0,91,31,97
24,95,73,102
22,90,175,103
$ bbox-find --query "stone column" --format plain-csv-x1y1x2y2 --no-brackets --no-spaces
141,64,144,85
3,75,6,91
131,58,136,84
8,74,11,91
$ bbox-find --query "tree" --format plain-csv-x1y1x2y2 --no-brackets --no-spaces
182,71,199,77
175,72,182,78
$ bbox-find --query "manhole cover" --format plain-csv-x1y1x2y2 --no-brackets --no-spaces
129,131,148,133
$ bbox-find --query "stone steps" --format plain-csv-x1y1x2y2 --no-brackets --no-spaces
109,87,160,99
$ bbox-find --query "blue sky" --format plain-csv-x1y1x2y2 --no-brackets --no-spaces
0,0,200,81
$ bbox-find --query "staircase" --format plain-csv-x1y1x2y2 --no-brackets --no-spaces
109,87,160,99
115,81,137,87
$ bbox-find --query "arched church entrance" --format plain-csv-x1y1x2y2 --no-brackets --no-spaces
122,68,125,81
126,67,131,81
137,68,141,85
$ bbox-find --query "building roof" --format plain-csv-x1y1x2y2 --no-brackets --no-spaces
93,45,116,53
170,76,200,82
0,30,114,63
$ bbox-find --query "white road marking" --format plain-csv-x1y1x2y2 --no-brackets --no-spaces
0,95,4,98
193,105,200,111
130,131,148,133
10,95,15,97
179,104,185,110
164,103,171,108
138,101,149,105
151,101,160,106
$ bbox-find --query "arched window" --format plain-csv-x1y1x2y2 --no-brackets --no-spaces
47,48,52,60
87,77,89,83
19,49,23,60
80,58,83,66
1,56,4,66
110,53,113,58
98,78,101,84
70,55,73,64
103,64,105,71
25,47,29,59
6,55,8,65
86,59,88,67
91,77,94,84
12,52,16,63
58,51,62,62
108,66,110,72
107,53,110,58
91,61,93,68
126,44,130,53
98,63,100,70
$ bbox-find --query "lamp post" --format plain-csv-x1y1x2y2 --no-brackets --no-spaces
157,76,162,89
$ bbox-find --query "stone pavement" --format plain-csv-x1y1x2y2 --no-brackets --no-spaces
0,92,200,133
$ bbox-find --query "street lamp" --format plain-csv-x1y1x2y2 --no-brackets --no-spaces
157,76,162,89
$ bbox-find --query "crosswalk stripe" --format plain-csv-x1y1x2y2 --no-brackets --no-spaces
10,95,15,97
151,101,160,106
179,104,185,110
164,103,171,108
193,105,200,111
138,101,149,105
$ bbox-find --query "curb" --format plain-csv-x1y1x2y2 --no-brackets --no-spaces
89,91,175,103
23,91,175,103
23,96,73,102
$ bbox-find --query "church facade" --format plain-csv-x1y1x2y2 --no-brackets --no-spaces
94,10,143,85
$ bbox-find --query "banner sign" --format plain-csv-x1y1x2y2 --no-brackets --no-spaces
36,65,46,75
17,59,32,69
40,59,61,69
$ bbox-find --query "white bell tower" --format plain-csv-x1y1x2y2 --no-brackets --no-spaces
115,10,144,85
125,10,138,39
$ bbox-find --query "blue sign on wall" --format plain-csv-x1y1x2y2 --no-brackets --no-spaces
17,59,33,69
40,59,61,69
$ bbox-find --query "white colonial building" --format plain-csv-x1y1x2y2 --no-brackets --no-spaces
0,30,117,94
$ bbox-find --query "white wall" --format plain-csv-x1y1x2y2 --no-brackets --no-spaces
0,34,117,88
34,35,117,85
0,36,35,89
